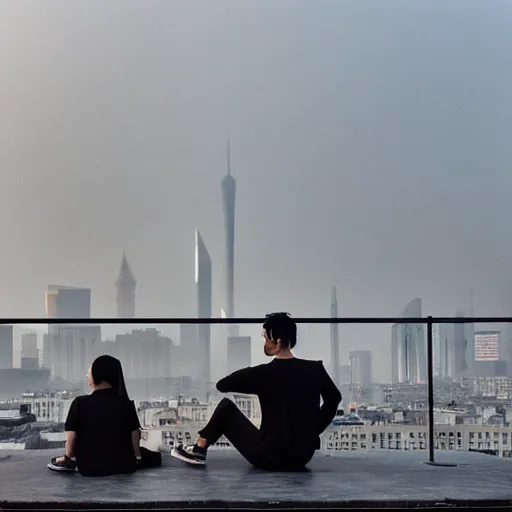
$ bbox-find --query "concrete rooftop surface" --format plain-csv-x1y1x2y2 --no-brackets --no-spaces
1,449,512,510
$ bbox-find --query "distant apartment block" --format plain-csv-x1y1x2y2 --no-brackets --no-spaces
475,331,501,362
322,424,512,457
108,329,173,380
472,331,505,378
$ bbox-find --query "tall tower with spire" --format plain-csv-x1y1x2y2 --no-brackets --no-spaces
221,141,237,336
330,285,340,388
116,252,136,319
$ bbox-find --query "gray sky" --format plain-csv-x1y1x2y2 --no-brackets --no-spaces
1,0,512,380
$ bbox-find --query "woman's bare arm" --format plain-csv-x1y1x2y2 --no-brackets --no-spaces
131,429,141,458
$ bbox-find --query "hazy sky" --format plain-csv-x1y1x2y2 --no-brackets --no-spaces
1,0,512,380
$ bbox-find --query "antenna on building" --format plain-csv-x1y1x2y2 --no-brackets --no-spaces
227,137,231,176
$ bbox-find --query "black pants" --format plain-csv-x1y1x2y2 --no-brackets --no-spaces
198,398,314,471
138,446,162,469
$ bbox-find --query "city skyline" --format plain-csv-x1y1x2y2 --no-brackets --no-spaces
4,249,507,383
3,5,512,498
3,286,510,385
1,0,512,382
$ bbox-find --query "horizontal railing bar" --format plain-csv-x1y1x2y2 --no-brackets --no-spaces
0,316,511,325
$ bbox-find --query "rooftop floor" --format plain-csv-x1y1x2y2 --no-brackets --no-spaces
1,449,512,510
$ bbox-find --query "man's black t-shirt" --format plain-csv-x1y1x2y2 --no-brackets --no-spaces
216,358,342,453
65,388,141,476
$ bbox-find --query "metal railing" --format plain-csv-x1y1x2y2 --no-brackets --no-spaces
2,315,510,467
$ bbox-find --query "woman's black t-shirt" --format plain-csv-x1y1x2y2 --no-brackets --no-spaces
65,388,141,476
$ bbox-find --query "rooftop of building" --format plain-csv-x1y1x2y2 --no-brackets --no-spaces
1,449,512,510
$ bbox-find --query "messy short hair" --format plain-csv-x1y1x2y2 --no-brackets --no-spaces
262,312,297,349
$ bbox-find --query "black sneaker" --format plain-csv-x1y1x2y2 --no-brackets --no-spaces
171,444,206,466
47,456,77,473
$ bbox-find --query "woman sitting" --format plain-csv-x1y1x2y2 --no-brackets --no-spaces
47,355,161,476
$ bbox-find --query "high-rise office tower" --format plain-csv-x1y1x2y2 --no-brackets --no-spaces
42,333,50,369
453,310,468,375
21,333,39,370
46,285,91,319
330,285,340,387
116,252,136,319
349,350,372,389
453,307,475,376
45,285,99,382
176,323,200,379
391,298,426,384
221,142,237,337
227,336,251,374
0,325,14,369
195,230,212,388
433,324,441,377
438,323,455,379
46,284,91,375
391,324,401,383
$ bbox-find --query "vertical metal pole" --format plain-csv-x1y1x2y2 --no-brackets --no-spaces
427,316,435,464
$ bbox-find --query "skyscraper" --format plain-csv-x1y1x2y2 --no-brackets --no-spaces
0,325,13,369
349,350,372,389
330,285,340,387
391,324,401,383
438,323,455,379
45,285,99,382
453,310,468,375
453,308,475,376
221,141,237,336
391,298,426,384
195,230,212,387
177,323,200,379
116,252,136,318
46,285,91,319
21,333,39,370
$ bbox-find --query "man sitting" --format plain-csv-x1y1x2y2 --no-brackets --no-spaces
171,312,342,470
